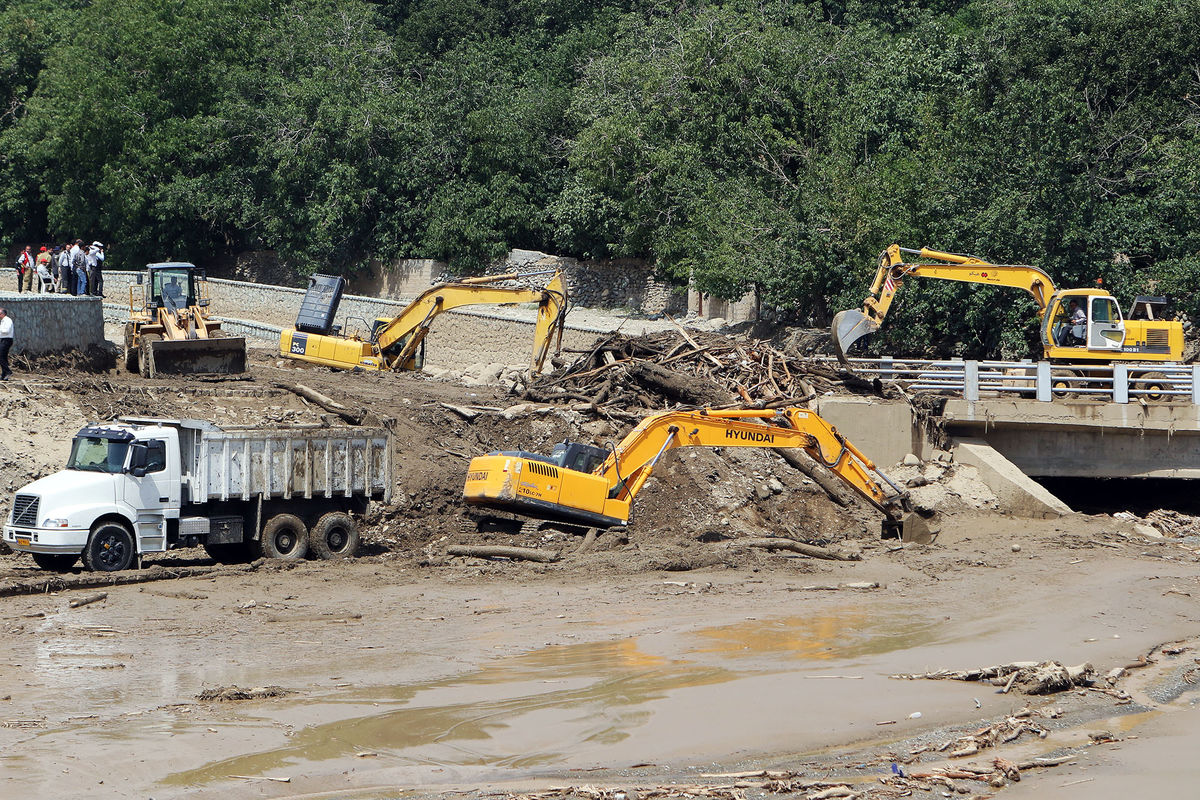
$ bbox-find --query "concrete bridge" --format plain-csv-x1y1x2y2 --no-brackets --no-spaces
814,394,1200,520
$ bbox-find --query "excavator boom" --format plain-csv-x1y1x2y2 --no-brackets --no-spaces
832,244,1056,361
463,406,929,539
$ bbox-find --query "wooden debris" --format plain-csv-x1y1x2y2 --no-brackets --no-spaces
891,660,1095,694
68,592,108,609
732,538,861,561
446,545,559,563
272,382,363,424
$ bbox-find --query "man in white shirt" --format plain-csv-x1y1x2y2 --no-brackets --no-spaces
0,307,13,380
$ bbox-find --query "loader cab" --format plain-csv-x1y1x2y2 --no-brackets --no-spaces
1044,290,1125,352
144,263,203,312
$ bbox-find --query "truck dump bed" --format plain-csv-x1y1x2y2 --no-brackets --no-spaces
178,424,392,504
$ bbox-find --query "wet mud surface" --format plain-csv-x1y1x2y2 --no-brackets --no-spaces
0,338,1198,798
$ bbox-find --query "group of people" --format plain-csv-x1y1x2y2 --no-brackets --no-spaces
14,240,105,297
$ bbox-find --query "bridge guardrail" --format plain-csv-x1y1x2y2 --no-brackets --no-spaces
818,357,1200,405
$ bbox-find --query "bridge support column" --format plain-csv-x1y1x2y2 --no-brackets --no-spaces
952,438,1072,519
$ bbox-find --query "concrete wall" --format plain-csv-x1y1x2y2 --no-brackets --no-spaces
497,250,685,315
812,397,925,468
686,286,759,324
0,291,105,355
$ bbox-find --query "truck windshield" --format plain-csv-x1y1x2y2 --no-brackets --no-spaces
67,436,130,473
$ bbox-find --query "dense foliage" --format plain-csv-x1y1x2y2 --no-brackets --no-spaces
2,0,1199,357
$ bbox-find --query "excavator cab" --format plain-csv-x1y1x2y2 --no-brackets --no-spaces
1043,291,1125,353
547,442,608,473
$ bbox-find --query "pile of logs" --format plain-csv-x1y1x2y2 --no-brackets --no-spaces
527,326,882,411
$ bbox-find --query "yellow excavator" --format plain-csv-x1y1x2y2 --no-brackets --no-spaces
832,244,1183,365
279,270,568,372
124,262,248,377
463,407,929,540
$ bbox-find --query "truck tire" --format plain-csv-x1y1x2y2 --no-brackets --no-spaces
260,514,308,560
140,334,162,378
32,552,79,572
309,512,360,560
82,522,136,572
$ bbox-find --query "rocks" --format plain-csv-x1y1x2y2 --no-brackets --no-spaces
902,453,921,466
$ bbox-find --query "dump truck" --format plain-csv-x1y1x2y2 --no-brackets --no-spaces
464,407,930,540
279,269,568,372
124,262,248,377
3,418,392,572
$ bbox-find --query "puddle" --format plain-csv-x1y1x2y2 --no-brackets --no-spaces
166,609,949,790
689,610,941,662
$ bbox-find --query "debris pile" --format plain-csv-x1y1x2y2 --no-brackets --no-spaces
891,660,1096,695
527,328,886,410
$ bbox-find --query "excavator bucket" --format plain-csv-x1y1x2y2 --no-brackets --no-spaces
882,511,938,544
146,336,247,378
831,309,878,363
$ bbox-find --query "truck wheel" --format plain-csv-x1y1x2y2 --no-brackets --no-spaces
140,334,162,378
31,553,79,572
1138,371,1171,402
309,512,360,560
260,514,308,560
82,522,136,572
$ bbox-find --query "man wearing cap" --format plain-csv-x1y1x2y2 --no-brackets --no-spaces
35,246,52,293
0,307,12,380
87,241,105,296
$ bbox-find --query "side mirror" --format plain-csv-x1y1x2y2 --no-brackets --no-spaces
128,443,148,477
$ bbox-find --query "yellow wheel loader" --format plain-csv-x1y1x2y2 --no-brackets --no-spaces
463,407,930,540
124,263,248,378
279,270,568,372
832,244,1183,366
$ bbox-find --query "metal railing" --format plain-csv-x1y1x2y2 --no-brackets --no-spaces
821,357,1200,405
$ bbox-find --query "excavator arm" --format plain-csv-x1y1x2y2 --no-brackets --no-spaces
376,270,568,371
463,406,931,539
832,244,1056,361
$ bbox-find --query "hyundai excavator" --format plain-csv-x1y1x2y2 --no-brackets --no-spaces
832,245,1183,366
463,407,930,540
280,270,568,372
124,262,248,378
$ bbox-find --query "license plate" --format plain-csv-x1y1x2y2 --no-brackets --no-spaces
16,538,29,547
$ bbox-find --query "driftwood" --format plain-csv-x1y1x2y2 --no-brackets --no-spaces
273,382,362,425
68,592,108,609
892,661,1096,695
446,545,559,563
733,537,861,561
776,448,856,507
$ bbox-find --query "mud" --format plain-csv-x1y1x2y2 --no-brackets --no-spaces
0,327,1199,799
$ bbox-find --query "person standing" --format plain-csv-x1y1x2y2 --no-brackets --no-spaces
70,239,86,296
87,241,105,296
57,244,72,293
35,246,51,293
15,246,33,292
0,307,12,381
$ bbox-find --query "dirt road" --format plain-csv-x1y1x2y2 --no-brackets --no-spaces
1,338,1199,799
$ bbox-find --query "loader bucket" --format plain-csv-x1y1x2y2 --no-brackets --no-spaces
146,336,247,378
831,309,878,364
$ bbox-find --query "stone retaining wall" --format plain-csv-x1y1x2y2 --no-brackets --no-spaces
0,289,105,355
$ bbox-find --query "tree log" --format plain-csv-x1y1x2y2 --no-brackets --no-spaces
273,383,362,424
776,448,857,507
446,545,559,563
733,538,860,561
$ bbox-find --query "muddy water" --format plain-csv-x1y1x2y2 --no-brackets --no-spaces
163,608,977,793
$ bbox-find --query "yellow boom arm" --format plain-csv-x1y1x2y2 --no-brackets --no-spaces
376,270,568,370
463,407,922,537
832,244,1056,360
601,408,899,512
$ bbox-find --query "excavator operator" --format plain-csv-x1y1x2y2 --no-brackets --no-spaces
1055,299,1086,346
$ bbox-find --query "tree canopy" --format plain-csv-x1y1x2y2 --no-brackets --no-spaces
2,0,1198,357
